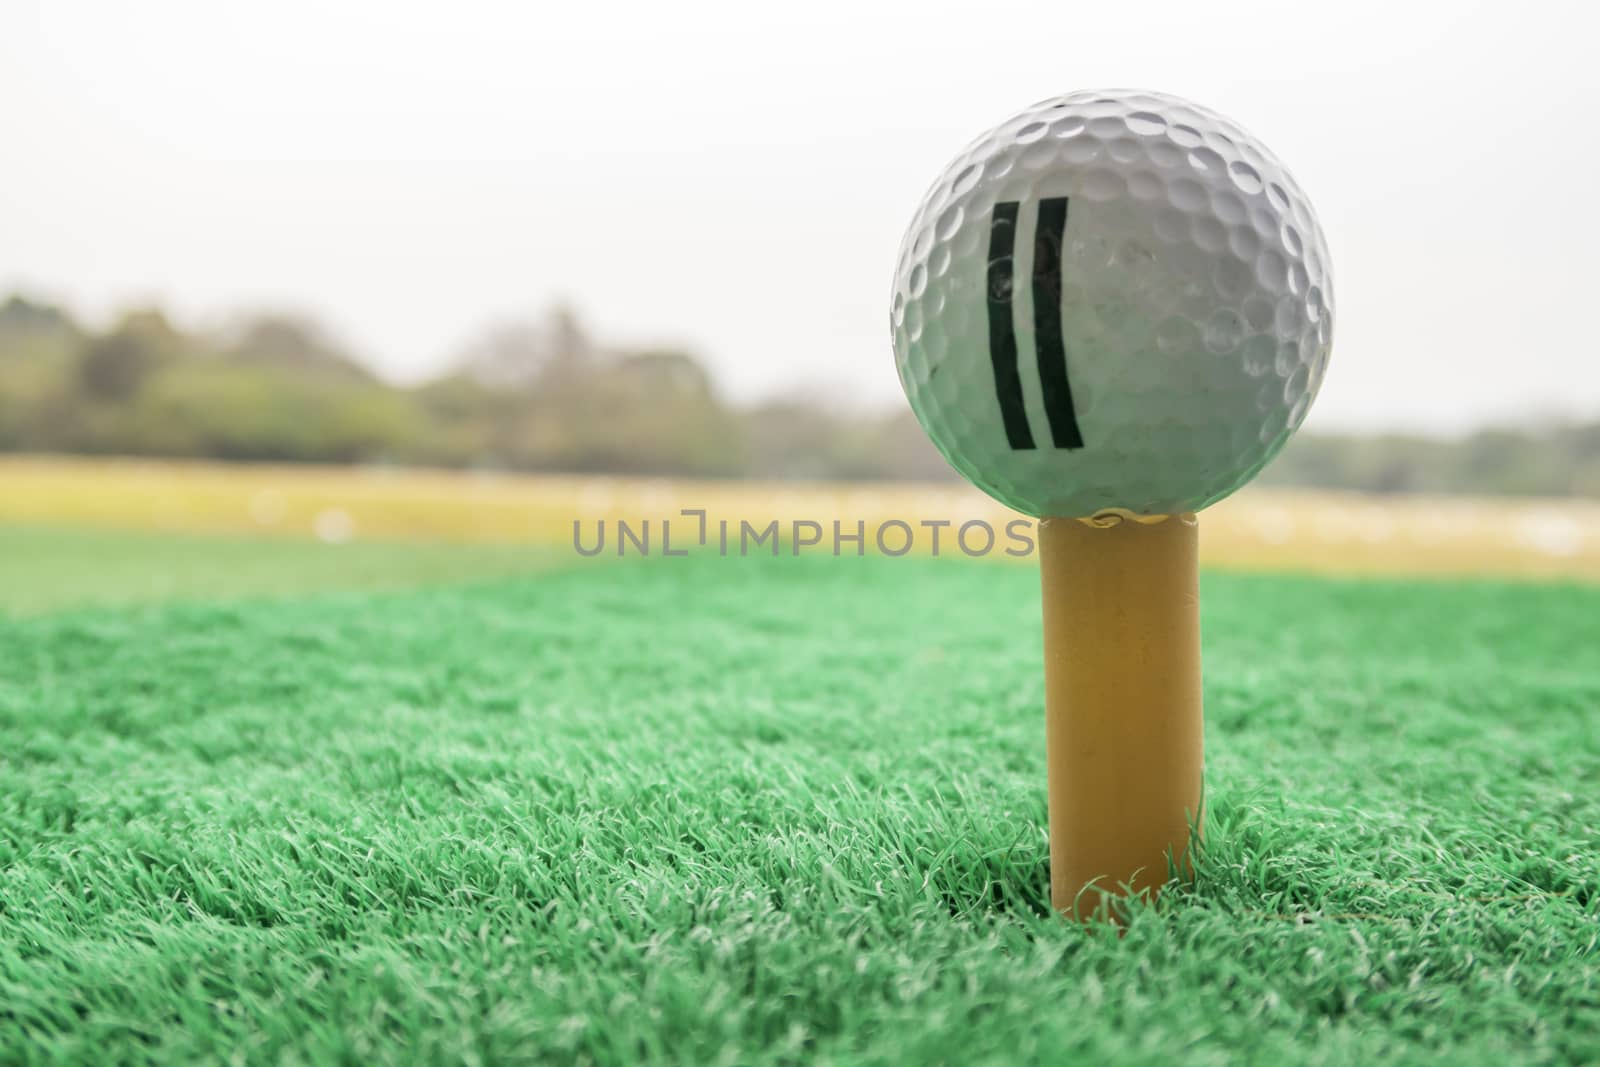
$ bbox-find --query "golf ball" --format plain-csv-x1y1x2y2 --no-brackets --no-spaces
891,89,1333,518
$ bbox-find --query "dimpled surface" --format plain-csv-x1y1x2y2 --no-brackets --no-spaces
891,89,1333,518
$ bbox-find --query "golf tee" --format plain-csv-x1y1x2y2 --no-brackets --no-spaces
1037,512,1204,918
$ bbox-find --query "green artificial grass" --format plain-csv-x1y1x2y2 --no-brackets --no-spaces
0,539,1597,1063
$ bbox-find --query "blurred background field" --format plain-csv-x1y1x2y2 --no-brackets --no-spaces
0,523,553,616
3,288,1599,589
3,456,1599,595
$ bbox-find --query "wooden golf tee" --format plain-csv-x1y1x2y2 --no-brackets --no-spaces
1038,512,1203,919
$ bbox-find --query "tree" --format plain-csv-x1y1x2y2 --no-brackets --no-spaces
77,309,186,402
454,304,594,389
0,294,77,342
221,313,373,383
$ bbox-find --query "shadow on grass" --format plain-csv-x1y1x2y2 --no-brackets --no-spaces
917,804,1214,927
916,849,1055,923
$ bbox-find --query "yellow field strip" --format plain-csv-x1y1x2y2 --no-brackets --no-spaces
1,455,1598,580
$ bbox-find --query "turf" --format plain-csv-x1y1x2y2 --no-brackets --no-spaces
1,544,1597,1063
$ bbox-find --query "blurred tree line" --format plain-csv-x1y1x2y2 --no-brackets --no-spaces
1,292,1596,495
1255,424,1600,497
0,294,951,481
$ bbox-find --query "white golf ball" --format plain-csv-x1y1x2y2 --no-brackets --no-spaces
891,89,1333,519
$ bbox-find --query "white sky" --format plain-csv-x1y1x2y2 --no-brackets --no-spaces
1,0,1594,432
